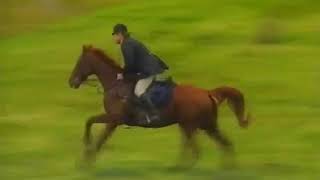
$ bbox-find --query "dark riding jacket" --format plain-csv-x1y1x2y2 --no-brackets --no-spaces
121,37,168,79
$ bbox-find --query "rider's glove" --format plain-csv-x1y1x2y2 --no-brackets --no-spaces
117,73,124,80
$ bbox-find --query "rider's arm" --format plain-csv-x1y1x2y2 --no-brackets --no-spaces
121,41,135,78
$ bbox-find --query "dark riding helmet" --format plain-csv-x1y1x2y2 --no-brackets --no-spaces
112,23,129,36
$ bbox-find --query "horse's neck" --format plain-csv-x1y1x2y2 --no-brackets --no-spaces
93,60,121,92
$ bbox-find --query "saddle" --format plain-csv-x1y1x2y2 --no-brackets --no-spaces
127,77,175,108
147,77,176,108
124,77,176,127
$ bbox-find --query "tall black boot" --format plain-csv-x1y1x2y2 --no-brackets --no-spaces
139,93,161,125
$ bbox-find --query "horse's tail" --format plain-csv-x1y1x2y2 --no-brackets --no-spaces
208,86,250,128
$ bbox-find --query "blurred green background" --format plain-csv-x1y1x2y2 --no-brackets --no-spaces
1,0,320,179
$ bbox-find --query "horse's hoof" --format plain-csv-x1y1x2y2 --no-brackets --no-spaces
220,155,237,170
171,161,195,171
76,159,93,170
168,165,187,172
75,153,96,171
82,148,96,164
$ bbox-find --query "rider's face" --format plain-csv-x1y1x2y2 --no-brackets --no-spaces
113,33,123,44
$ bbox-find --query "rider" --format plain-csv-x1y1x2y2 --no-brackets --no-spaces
112,23,169,124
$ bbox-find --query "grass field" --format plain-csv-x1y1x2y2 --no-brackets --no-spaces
1,0,320,179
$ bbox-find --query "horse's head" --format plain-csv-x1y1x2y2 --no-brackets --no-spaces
69,45,123,89
69,45,95,89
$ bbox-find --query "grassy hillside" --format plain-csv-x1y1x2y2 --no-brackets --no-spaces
1,0,320,179
0,0,124,37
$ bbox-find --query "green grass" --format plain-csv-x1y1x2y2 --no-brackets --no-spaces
1,0,320,179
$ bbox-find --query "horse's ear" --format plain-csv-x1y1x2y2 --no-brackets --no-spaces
83,45,92,52
82,45,87,52
83,45,93,52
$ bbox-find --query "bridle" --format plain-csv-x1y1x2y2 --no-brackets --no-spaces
83,77,123,95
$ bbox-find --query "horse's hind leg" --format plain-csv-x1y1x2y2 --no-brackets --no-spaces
205,127,235,168
178,125,199,168
204,106,233,154
206,128,234,154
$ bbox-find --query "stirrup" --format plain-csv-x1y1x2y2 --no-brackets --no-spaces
146,115,152,124
146,113,160,123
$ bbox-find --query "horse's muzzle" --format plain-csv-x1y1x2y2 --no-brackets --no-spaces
69,77,81,89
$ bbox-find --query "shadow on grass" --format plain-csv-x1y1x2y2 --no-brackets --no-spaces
95,167,146,178
87,160,300,179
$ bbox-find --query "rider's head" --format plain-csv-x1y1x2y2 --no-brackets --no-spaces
112,23,129,44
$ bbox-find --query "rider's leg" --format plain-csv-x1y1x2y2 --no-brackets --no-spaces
140,93,160,121
134,76,160,124
134,76,154,98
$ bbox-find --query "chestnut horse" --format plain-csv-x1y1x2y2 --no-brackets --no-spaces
68,45,250,166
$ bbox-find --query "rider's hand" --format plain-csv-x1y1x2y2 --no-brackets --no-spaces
117,73,124,80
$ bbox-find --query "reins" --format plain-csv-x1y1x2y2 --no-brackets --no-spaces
83,78,103,94
83,78,121,95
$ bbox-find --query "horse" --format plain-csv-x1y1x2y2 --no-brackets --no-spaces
68,45,250,167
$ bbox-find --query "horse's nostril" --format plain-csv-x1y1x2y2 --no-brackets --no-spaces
68,77,78,89
75,77,80,83
72,77,81,89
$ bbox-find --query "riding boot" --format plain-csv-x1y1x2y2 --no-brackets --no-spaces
139,93,161,125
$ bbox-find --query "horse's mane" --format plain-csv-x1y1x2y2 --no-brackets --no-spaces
89,47,123,71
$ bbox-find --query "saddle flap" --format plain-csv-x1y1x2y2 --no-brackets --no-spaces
148,79,175,108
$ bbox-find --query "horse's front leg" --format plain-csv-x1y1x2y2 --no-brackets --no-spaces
83,114,120,163
84,113,108,147
94,114,122,151
95,120,119,152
